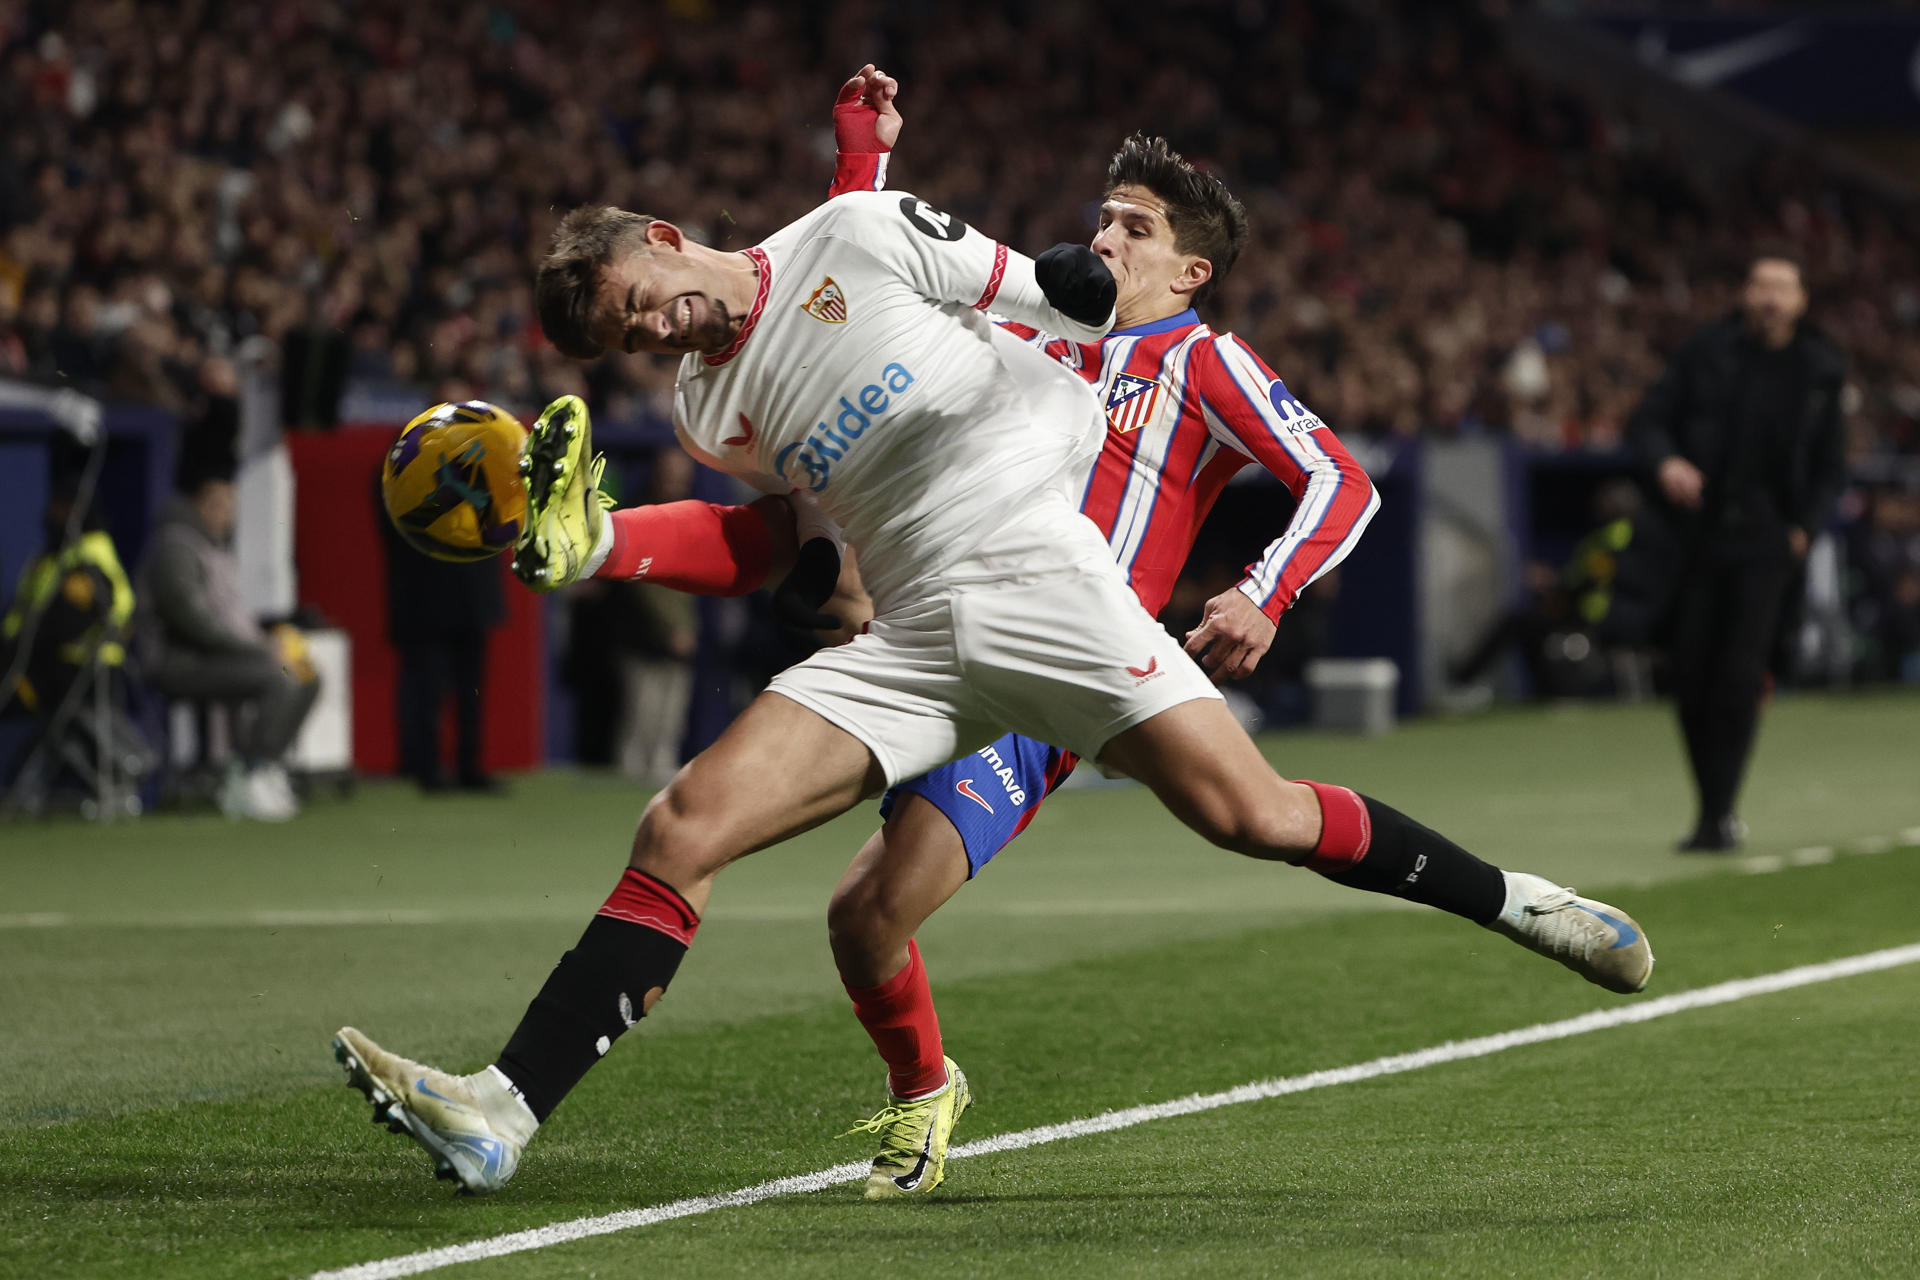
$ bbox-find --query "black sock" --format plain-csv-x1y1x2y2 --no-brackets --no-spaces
493,886,696,1123
1326,795,1506,925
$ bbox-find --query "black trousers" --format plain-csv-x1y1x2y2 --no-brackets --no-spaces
1667,533,1799,828
396,636,486,784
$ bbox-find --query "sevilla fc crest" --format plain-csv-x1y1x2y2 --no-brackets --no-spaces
802,277,848,324
1105,372,1162,434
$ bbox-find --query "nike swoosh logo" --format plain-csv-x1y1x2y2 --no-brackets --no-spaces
1587,908,1641,950
1643,22,1808,88
722,413,755,446
891,1129,935,1191
955,779,994,813
414,1077,478,1113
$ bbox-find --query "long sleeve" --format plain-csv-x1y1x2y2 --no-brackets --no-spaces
1196,334,1379,622
1627,334,1697,471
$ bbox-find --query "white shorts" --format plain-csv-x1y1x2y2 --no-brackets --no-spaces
767,507,1222,785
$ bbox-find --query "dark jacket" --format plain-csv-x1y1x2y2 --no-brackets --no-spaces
1626,311,1848,539
376,475,505,644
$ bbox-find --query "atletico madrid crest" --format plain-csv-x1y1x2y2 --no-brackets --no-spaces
1105,372,1162,434
802,276,848,323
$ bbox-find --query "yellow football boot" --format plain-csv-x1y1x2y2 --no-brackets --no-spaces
511,394,613,592
841,1057,972,1199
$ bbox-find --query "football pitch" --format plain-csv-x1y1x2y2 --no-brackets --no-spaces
4,692,1918,1279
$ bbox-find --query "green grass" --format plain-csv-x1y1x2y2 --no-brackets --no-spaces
2,692,1918,1278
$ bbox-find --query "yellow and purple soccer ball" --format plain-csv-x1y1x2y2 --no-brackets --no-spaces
380,401,529,562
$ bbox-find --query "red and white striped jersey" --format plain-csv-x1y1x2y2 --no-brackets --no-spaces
1006,313,1376,622
830,153,1377,622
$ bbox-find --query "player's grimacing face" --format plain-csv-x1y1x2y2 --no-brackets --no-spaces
590,240,734,357
1092,184,1203,322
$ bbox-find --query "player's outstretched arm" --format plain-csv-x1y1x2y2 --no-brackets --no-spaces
823,71,1114,338
1182,336,1378,681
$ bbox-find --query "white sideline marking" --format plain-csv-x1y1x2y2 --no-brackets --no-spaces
0,912,70,928
309,941,1920,1280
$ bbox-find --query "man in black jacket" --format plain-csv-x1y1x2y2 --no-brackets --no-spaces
1628,253,1847,851
377,473,506,793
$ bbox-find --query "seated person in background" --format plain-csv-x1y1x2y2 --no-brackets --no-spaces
135,449,318,821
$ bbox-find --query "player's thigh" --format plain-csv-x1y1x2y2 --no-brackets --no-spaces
631,690,886,903
1098,697,1320,859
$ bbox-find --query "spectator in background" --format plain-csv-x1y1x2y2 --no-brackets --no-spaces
377,471,506,794
135,436,319,821
1628,253,1848,852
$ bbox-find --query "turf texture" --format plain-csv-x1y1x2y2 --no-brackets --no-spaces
2,691,1916,1278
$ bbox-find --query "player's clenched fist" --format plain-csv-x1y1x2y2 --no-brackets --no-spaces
834,63,901,153
1035,243,1116,328
1183,587,1278,684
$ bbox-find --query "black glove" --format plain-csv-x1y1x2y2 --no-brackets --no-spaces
1034,243,1116,328
770,536,843,652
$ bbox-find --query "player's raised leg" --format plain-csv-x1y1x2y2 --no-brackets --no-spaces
335,691,886,1193
1097,699,1654,994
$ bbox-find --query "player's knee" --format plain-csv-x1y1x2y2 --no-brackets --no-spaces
826,871,915,955
1181,781,1319,863
628,780,728,882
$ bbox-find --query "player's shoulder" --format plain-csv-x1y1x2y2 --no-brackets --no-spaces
808,188,912,236
1192,327,1282,382
809,188,975,248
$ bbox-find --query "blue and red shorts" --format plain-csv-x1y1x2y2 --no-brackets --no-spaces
880,733,1080,877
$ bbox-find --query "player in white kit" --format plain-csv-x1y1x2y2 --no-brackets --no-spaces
332,171,1653,1196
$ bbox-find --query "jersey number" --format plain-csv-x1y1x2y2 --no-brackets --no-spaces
899,197,967,242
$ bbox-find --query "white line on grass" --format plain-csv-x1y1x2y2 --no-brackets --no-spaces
309,940,1920,1280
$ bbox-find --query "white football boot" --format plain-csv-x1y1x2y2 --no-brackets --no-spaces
1489,872,1653,994
333,1026,538,1194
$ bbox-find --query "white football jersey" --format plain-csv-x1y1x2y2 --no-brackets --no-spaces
673,190,1113,613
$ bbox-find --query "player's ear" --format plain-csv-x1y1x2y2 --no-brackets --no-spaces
644,221,686,253
1171,256,1212,299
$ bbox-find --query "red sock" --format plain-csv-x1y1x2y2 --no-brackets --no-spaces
595,499,775,596
1299,779,1373,874
597,867,700,946
843,940,947,1099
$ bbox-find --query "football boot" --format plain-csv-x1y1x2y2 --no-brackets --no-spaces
512,394,613,592
1490,872,1654,994
333,1026,537,1195
840,1057,972,1200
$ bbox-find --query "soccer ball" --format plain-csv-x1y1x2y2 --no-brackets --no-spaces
381,401,529,562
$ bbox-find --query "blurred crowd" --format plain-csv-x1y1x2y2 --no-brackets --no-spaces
2,0,1917,459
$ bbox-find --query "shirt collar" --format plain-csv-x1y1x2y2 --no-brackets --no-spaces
1110,308,1199,338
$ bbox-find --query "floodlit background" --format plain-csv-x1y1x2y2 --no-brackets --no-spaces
2,2,1918,1277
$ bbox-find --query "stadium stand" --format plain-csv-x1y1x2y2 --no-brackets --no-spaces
1,1,1915,774
1,0,1915,457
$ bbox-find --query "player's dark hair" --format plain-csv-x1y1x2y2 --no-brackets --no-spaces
1104,133,1248,309
537,206,657,359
